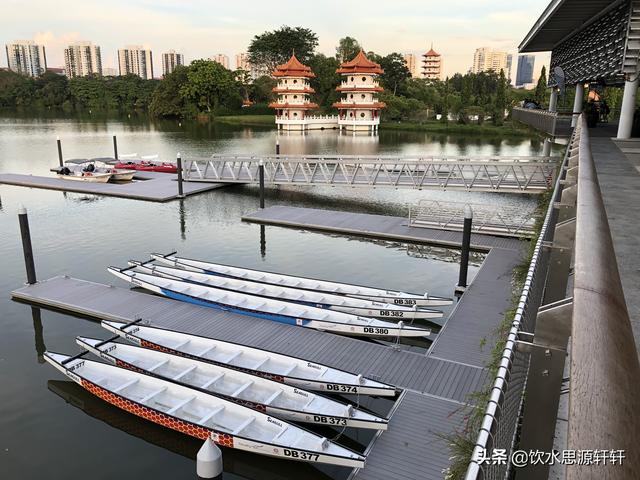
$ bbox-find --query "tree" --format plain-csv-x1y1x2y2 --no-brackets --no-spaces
534,66,547,105
493,69,507,126
376,53,411,95
336,37,361,62
180,60,240,113
308,54,340,109
250,75,277,104
248,26,318,73
150,66,191,117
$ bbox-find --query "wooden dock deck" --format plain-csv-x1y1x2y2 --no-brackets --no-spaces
242,206,523,252
0,171,226,202
12,237,520,479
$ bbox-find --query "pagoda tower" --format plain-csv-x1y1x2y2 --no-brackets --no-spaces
269,54,318,131
422,45,442,80
333,51,385,133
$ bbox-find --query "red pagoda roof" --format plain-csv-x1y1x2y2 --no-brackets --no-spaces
272,86,315,94
423,48,440,57
332,101,386,109
272,54,315,78
336,51,384,75
268,102,319,110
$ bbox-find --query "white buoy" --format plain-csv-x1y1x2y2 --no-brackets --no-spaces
197,438,223,479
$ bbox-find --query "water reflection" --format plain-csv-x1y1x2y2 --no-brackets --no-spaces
47,380,335,480
260,225,266,258
179,199,186,240
32,306,46,363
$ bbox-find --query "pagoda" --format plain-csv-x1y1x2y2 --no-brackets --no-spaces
421,45,442,80
269,54,319,131
333,51,385,133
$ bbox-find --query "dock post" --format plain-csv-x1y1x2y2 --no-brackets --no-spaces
455,205,473,295
197,438,222,479
177,153,185,199
259,159,265,209
56,136,63,167
18,206,37,285
275,139,280,155
113,135,118,159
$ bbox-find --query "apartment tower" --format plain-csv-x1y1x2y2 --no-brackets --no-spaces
161,50,184,76
118,46,153,79
5,40,47,76
64,42,102,77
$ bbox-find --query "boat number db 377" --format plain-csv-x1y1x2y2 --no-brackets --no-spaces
283,449,320,462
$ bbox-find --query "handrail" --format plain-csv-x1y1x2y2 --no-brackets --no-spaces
464,114,640,479
567,116,640,479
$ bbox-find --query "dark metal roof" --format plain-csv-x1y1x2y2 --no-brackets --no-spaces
519,0,626,52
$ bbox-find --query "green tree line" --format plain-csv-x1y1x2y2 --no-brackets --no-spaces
0,25,543,124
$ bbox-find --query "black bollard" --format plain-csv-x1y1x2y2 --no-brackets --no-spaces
56,136,63,167
113,135,119,159
177,153,184,198
259,159,265,209
455,205,473,294
18,206,37,285
260,225,266,258
275,139,280,155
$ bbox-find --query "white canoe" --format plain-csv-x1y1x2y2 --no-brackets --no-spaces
77,336,388,430
129,261,443,320
152,253,453,307
45,352,365,468
109,267,431,338
56,170,112,183
102,320,397,397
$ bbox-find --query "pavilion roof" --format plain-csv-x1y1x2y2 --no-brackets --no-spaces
336,51,384,75
272,54,315,78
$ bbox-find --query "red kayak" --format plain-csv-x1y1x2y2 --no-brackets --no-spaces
114,161,177,174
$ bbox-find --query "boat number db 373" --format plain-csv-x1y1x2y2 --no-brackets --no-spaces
313,415,348,426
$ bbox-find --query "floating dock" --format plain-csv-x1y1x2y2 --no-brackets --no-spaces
12,240,520,478
0,171,226,202
242,206,523,252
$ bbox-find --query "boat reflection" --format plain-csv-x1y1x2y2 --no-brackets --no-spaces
179,198,186,240
260,225,266,258
47,380,338,480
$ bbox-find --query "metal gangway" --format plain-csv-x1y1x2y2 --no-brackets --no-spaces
408,200,539,238
183,154,559,193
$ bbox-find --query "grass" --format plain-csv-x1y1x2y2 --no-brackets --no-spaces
214,115,275,127
441,187,553,480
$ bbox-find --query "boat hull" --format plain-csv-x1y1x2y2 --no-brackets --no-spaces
56,173,112,183
102,321,397,397
44,352,365,468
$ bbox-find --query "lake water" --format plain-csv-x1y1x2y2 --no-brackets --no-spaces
0,115,543,479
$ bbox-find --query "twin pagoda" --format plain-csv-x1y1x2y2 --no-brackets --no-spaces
269,51,385,133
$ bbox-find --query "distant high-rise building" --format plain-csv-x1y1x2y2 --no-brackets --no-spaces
515,55,535,87
102,67,118,76
118,46,153,79
161,50,184,76
5,41,47,76
235,52,251,71
506,54,513,80
64,42,102,77
403,53,417,77
211,54,229,69
422,45,442,80
472,47,510,75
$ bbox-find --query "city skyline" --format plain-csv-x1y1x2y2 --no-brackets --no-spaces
2,0,551,78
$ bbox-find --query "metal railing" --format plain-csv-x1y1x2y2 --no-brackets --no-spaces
512,107,558,136
464,115,640,479
184,154,558,193
408,200,539,238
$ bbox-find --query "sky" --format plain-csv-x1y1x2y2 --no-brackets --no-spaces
2,0,551,79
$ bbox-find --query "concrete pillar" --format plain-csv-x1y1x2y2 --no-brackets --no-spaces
617,77,639,139
571,83,584,128
543,138,552,157
548,89,558,113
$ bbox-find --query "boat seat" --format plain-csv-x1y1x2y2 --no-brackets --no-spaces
263,389,283,406
201,372,224,389
172,339,190,350
167,395,196,415
302,396,317,409
225,351,242,363
232,416,256,435
140,386,167,404
196,345,216,357
282,364,297,376
316,367,328,379
113,378,139,393
147,359,170,372
251,358,269,370
231,381,254,397
173,365,197,381
272,425,289,441
198,405,225,425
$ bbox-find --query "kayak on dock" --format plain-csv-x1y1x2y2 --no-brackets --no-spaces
128,260,443,320
113,154,177,173
108,267,432,338
101,320,398,396
77,336,388,430
44,352,365,468
151,252,453,307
